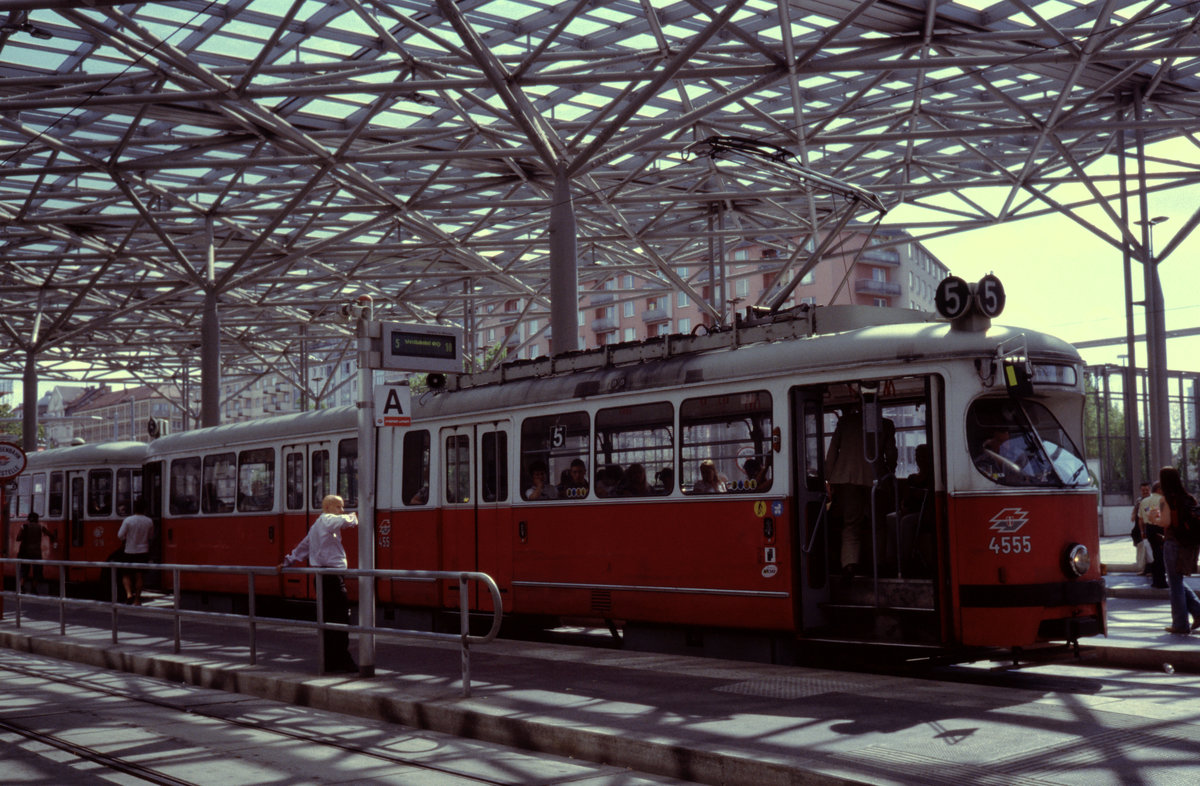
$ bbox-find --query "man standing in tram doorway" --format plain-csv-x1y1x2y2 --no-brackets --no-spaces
280,494,359,674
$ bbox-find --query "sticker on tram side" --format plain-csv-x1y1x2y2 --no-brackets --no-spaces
754,500,767,517
377,518,391,549
988,507,1031,555
764,547,776,563
762,564,778,578
772,500,783,516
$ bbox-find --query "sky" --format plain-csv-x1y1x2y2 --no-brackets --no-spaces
898,199,1200,374
886,132,1200,375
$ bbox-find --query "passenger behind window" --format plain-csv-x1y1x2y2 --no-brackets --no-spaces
740,456,772,490
655,467,674,493
524,460,557,500
616,463,652,496
594,465,622,497
692,459,726,493
558,459,589,498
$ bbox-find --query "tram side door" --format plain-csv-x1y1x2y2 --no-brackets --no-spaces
66,471,87,583
279,440,333,601
790,386,832,632
438,423,513,611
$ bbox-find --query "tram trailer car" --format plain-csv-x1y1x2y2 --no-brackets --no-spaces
4,441,148,592
6,300,1105,662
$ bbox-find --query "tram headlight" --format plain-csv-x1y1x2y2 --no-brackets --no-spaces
1064,543,1091,577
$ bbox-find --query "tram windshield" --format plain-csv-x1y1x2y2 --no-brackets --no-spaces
967,398,1090,488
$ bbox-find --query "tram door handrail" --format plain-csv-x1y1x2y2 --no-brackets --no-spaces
0,558,503,698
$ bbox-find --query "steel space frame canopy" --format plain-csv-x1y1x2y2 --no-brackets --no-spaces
0,0,1198,405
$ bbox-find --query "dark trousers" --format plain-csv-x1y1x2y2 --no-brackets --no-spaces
320,573,355,671
18,558,44,591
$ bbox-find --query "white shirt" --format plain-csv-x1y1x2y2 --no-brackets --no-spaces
117,514,154,555
284,512,358,568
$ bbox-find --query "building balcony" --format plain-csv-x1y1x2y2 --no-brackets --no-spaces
641,308,670,324
589,292,616,305
854,278,901,297
861,247,901,266
590,316,619,333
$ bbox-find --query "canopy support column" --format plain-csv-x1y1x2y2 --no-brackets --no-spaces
549,167,578,355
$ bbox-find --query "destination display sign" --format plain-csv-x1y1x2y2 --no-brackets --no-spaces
379,322,462,374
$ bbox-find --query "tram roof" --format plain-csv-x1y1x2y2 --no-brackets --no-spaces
144,406,357,458
24,440,147,468
418,307,1081,419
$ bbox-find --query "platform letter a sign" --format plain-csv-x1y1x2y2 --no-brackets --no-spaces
374,384,412,427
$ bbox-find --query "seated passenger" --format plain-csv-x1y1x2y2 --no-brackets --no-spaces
594,465,622,498
655,467,674,493
558,459,589,498
692,460,726,493
525,460,557,500
617,463,652,496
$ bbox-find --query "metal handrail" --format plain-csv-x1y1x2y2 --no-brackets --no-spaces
0,557,502,697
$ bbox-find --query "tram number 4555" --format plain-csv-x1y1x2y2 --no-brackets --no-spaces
989,535,1032,555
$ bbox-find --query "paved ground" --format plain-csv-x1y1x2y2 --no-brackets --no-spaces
1,535,1198,786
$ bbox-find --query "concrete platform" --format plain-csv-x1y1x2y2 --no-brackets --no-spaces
1,535,1198,786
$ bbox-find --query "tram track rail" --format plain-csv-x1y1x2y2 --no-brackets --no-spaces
0,659,534,786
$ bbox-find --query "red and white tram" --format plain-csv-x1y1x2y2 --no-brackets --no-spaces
4,441,147,589
5,298,1104,659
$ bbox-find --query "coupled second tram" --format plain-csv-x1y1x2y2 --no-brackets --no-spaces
4,295,1104,661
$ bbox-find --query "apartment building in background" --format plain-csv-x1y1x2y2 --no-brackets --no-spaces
474,229,950,362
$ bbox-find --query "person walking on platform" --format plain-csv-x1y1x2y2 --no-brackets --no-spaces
1155,467,1200,635
117,500,154,605
16,512,56,595
280,494,359,673
1139,481,1168,589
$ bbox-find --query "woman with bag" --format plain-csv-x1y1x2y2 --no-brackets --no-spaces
1156,467,1200,635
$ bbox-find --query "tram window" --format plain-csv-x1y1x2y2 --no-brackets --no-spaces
402,430,431,506
30,472,46,517
169,457,201,515
594,403,673,497
201,453,236,513
87,469,114,516
285,451,304,510
338,438,358,508
48,472,64,518
520,411,590,500
481,431,509,502
445,434,470,503
311,449,330,510
115,468,140,518
968,398,1090,487
238,448,275,512
16,474,32,516
680,391,773,494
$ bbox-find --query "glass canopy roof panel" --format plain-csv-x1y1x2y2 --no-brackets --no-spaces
1,0,1198,390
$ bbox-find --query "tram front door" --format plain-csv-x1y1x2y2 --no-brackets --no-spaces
792,377,941,644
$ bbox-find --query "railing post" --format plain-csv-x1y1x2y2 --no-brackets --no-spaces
110,560,119,644
14,559,23,629
460,573,471,698
315,570,325,675
58,570,66,635
248,570,257,666
173,568,181,654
